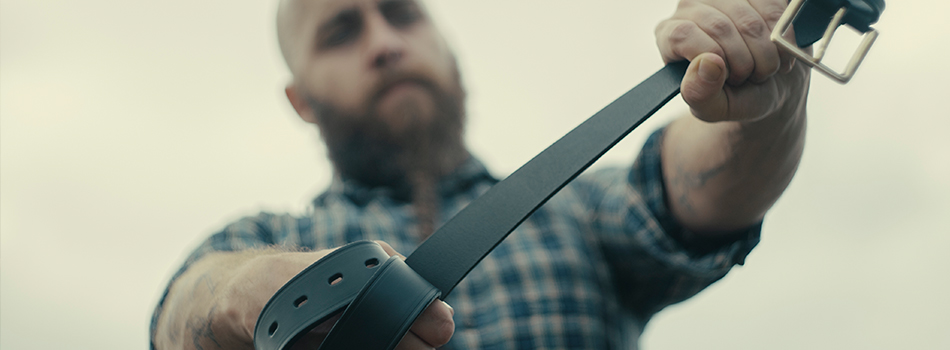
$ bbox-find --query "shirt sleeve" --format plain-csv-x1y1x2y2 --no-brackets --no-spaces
576,126,761,322
149,212,297,349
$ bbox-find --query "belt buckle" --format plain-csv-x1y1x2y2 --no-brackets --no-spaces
771,0,880,84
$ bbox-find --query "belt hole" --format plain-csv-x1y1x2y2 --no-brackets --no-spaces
268,321,278,336
365,258,379,268
293,295,308,308
328,273,343,285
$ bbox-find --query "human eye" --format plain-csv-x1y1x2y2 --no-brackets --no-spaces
379,0,421,28
321,12,362,48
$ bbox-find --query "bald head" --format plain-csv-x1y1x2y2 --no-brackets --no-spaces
276,0,441,77
276,0,307,75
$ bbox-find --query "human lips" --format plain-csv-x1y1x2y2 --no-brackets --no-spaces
378,79,426,99
373,78,432,111
370,77,437,128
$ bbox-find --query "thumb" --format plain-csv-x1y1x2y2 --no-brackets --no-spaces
681,53,729,122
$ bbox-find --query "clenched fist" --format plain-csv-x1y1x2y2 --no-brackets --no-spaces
656,0,810,123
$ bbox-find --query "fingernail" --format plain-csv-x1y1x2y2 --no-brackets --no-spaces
442,300,455,315
698,58,722,82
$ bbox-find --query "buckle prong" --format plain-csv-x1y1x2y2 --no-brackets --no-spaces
771,0,879,84
812,7,847,62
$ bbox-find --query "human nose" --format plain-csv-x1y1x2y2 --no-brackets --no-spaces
363,12,405,69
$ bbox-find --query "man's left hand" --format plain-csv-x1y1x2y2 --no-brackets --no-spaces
655,0,810,123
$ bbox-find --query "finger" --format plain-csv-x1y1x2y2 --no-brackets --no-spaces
778,46,797,74
778,21,801,73
655,19,724,64
681,53,729,122
288,329,328,350
686,49,809,122
394,331,435,350
408,300,455,348
719,77,783,122
687,3,756,84
712,0,781,83
311,313,342,335
748,0,798,74
373,240,406,259
287,313,341,350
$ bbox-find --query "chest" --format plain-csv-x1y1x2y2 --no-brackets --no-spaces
305,197,619,348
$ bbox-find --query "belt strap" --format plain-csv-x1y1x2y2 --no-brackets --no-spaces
404,61,685,296
254,1,885,348
253,61,686,350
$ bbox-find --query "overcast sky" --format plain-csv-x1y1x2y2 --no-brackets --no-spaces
1,0,947,349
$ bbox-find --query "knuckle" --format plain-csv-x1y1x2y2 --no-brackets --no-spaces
760,4,787,27
667,21,698,45
666,22,694,43
676,0,700,12
753,66,777,82
681,83,706,107
732,64,754,82
756,55,782,80
702,16,734,39
655,19,671,39
735,15,768,38
764,57,781,74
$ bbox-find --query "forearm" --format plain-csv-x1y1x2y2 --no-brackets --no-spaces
661,72,808,234
651,0,819,235
152,241,451,350
152,249,280,350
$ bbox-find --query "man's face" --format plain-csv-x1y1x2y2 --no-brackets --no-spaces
280,0,467,188
285,0,460,134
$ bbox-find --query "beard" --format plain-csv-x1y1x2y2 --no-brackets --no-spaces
305,67,468,195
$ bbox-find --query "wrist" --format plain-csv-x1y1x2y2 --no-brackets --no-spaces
154,250,278,350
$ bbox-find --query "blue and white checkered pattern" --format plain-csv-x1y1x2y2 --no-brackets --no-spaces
152,127,759,349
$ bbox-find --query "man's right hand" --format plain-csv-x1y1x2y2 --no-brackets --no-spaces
153,241,455,350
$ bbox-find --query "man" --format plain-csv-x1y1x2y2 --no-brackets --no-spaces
152,0,809,349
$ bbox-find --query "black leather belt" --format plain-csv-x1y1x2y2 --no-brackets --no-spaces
253,1,884,348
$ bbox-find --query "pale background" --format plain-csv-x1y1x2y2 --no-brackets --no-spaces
1,0,948,349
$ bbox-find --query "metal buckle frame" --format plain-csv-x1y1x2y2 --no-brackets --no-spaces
771,0,879,83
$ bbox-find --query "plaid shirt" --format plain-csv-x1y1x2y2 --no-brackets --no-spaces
152,128,760,349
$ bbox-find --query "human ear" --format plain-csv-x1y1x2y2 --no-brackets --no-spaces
285,84,318,125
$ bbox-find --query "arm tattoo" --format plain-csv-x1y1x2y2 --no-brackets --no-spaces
187,304,222,350
671,160,729,215
185,273,222,350
192,273,217,297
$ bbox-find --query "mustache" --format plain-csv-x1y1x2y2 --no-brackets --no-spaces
368,71,441,106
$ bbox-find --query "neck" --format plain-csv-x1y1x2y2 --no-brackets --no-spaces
401,140,469,240
408,170,438,240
